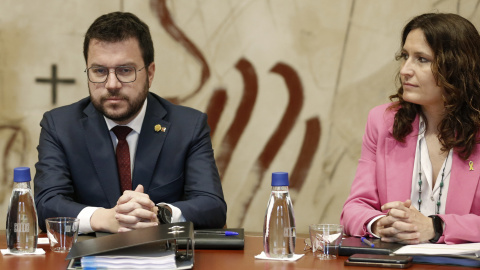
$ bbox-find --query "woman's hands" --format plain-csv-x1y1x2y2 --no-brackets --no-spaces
372,199,435,244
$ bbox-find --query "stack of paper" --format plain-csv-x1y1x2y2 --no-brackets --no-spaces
81,249,176,269
394,243,480,267
394,242,480,257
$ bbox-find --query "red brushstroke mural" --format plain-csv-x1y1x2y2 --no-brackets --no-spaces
151,0,322,227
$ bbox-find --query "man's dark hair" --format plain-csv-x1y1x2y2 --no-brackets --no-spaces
83,12,154,67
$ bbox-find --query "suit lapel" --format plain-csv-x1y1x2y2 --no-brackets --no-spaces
81,102,121,207
132,94,170,192
385,116,419,202
446,147,480,214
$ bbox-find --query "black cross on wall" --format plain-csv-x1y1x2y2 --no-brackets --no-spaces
36,64,76,105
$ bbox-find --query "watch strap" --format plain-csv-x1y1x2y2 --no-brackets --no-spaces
428,215,443,243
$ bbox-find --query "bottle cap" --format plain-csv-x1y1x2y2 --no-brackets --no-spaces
13,167,31,183
272,172,289,186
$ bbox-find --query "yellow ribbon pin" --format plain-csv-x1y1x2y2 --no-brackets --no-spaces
469,161,474,171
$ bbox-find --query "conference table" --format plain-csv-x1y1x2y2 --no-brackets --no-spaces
0,231,475,270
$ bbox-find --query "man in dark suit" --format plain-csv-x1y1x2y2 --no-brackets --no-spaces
34,12,226,233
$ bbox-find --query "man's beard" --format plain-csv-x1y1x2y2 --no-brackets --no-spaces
90,82,149,123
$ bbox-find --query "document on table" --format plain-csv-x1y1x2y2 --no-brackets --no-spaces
81,248,176,269
394,242,480,258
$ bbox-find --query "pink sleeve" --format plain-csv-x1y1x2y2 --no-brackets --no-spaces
340,104,390,236
438,214,480,244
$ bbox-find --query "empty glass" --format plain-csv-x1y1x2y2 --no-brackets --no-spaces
305,224,343,260
45,217,80,253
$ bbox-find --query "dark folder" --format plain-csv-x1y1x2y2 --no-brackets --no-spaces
180,228,244,250
66,222,194,269
339,237,404,256
94,226,245,250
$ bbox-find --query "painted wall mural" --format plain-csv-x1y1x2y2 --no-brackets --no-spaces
1,0,480,232
0,125,28,201
151,0,322,229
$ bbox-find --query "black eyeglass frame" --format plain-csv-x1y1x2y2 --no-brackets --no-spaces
84,65,147,83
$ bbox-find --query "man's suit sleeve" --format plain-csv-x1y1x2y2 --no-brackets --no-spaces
34,111,88,231
170,112,227,229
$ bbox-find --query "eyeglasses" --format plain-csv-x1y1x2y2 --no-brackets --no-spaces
85,66,146,83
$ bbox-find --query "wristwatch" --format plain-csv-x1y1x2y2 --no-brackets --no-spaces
428,215,443,243
157,205,172,224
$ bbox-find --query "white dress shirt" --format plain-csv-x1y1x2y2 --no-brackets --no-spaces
367,117,452,237
78,100,185,233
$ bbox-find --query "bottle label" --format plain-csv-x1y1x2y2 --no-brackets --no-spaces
283,227,295,237
14,223,30,233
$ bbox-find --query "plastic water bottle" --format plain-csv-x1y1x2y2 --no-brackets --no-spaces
6,167,38,253
263,172,296,258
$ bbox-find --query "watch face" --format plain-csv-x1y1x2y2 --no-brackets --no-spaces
158,206,172,224
163,207,172,223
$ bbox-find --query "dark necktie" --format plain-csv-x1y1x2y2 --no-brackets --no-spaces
112,126,133,193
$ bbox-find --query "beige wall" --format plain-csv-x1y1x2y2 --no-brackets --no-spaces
1,0,479,233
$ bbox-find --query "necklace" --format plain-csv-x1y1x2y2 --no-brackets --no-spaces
417,140,448,214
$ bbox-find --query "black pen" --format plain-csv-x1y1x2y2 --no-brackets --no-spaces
361,237,375,247
195,230,239,236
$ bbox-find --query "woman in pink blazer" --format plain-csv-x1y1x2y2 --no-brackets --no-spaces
341,13,480,244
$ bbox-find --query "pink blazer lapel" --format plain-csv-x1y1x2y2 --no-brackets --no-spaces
385,116,420,203
446,147,480,214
